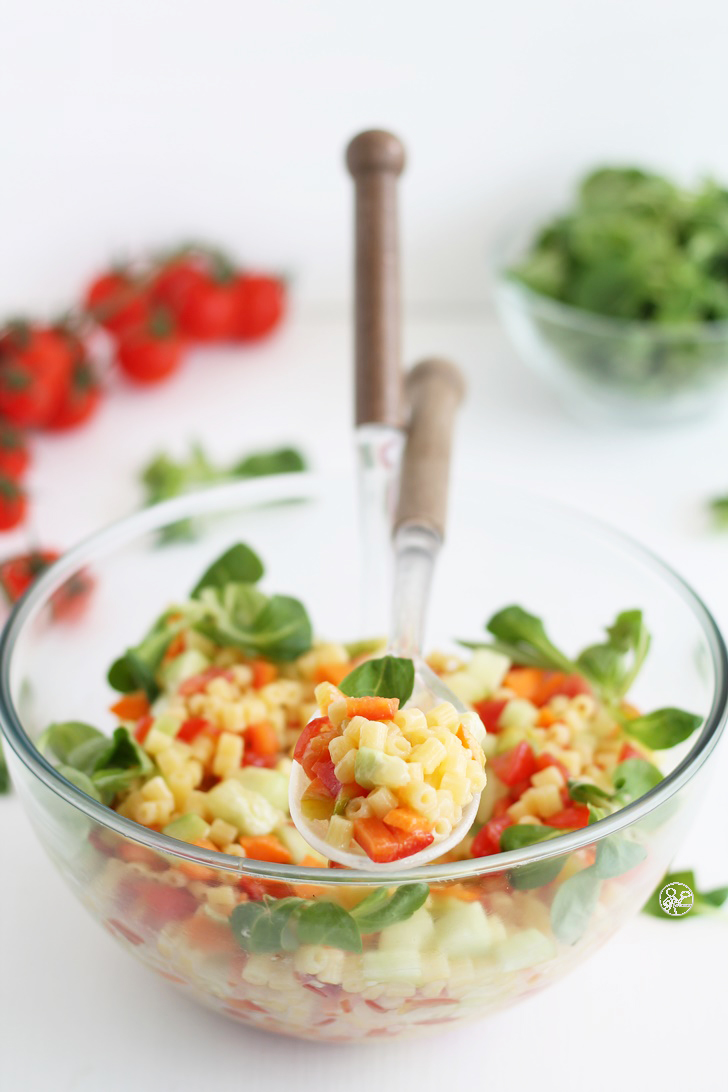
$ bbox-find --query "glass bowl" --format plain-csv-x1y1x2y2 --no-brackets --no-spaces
494,221,728,425
1,472,726,1043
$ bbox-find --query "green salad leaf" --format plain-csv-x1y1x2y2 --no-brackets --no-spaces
0,737,9,794
350,883,429,933
551,867,602,945
339,656,415,707
231,886,429,954
612,757,664,801
622,707,702,750
141,443,307,542
643,870,728,920
576,610,650,701
196,586,312,663
485,607,577,673
191,543,264,596
39,723,154,805
593,835,646,879
567,780,614,806
108,610,191,700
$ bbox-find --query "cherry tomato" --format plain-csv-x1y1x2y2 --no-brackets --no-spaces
543,805,590,830
0,325,74,426
473,698,507,733
233,274,285,340
0,423,30,479
116,309,184,384
178,273,237,341
0,549,58,603
85,271,150,336
50,568,95,621
0,477,27,531
47,358,102,430
151,259,207,317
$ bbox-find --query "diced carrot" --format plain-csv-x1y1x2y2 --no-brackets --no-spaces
345,696,399,721
110,692,150,721
430,883,480,902
244,720,279,757
352,817,434,863
382,807,433,834
162,632,187,663
177,839,218,882
536,707,559,728
314,661,353,686
503,667,547,702
250,659,278,689
239,835,293,865
292,858,330,899
533,672,592,706
185,913,238,950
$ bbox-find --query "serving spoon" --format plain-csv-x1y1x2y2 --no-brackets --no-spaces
289,356,483,871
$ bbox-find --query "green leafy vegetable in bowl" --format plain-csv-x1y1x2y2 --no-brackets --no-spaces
501,167,728,407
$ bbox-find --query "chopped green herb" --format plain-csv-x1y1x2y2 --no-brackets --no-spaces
339,656,415,707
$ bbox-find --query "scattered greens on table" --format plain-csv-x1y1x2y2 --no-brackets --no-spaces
644,869,728,920
141,442,306,541
0,737,9,794
508,167,728,394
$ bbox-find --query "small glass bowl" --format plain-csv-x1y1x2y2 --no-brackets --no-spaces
494,220,728,425
1,473,726,1042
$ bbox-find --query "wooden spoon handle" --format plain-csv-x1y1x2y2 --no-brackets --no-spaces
346,130,406,428
394,358,466,539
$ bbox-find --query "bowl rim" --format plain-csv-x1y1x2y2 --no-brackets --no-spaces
1,471,727,885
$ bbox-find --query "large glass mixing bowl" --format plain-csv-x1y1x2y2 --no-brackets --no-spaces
1,473,725,1042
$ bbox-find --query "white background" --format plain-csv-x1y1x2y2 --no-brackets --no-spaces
2,3,728,1091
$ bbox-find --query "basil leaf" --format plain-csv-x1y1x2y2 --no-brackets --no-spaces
38,721,103,764
194,584,312,664
232,448,306,479
576,610,650,701
350,884,429,933
231,897,302,953
594,836,646,879
567,780,614,806
612,757,663,800
191,543,264,597
500,824,560,851
289,901,362,953
486,606,578,674
339,656,415,706
550,867,602,944
57,765,103,802
643,869,728,919
247,595,313,662
575,644,623,693
623,707,702,749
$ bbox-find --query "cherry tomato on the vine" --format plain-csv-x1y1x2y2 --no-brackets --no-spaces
0,477,27,530
85,271,149,337
0,423,30,479
233,274,285,340
116,309,184,384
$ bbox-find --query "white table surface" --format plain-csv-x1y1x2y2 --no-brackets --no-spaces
2,311,727,1092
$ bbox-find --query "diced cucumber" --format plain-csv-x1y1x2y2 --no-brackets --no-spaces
433,899,496,959
469,649,510,694
495,928,556,972
276,823,327,865
444,670,488,706
498,699,538,734
160,649,211,690
162,813,211,845
378,907,435,953
362,949,422,985
355,746,409,789
232,767,290,814
206,779,282,836
153,711,185,737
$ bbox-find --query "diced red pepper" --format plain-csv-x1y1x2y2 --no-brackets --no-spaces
310,756,342,797
302,776,335,801
293,716,331,763
133,879,198,929
134,715,154,744
294,718,339,780
242,751,278,769
508,777,533,800
243,720,279,757
352,817,434,862
534,752,570,780
471,814,514,857
619,742,643,763
490,741,538,786
537,672,592,704
543,805,590,830
473,698,508,733
492,796,513,818
178,667,234,696
177,716,211,743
